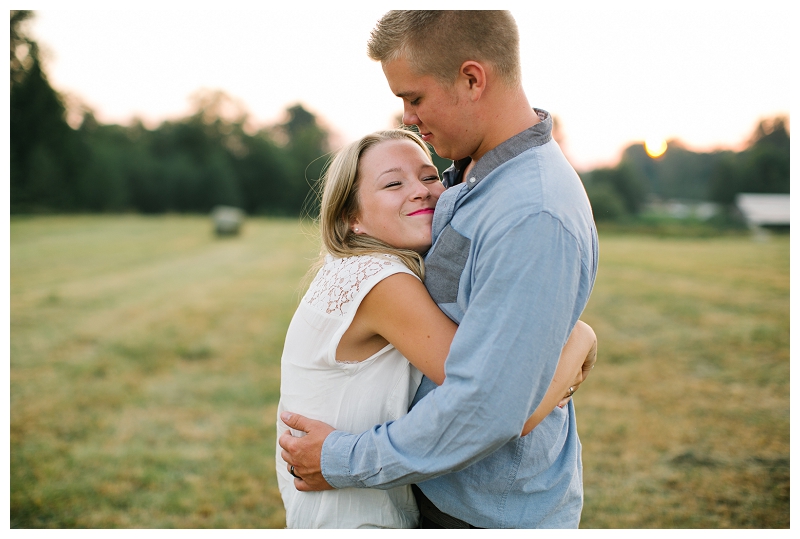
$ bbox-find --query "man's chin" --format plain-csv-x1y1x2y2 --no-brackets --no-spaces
430,146,467,162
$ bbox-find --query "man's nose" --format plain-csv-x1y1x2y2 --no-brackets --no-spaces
402,103,419,126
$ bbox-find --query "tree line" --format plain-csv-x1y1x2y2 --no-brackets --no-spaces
581,116,789,221
10,11,789,222
10,11,329,216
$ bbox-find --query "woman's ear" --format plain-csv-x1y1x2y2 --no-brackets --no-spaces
349,215,363,234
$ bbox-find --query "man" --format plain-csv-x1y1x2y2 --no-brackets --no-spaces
280,10,598,528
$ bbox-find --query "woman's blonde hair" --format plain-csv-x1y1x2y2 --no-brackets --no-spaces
316,129,435,280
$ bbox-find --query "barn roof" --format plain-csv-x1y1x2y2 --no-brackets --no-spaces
735,193,790,226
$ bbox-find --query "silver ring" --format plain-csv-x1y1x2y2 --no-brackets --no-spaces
290,465,299,479
568,386,575,397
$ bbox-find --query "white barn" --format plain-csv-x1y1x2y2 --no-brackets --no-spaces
735,193,790,228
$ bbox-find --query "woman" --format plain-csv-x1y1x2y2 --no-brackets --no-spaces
276,129,596,528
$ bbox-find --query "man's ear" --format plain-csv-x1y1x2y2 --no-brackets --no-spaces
458,61,487,101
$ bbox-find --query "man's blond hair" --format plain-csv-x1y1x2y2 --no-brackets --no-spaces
367,10,521,87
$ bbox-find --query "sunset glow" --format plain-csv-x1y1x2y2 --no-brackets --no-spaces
645,139,668,158
27,9,789,171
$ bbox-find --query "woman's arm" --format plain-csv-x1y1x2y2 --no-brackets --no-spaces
349,273,596,433
344,272,455,385
520,320,596,436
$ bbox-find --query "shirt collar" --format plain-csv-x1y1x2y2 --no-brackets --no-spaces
441,108,552,190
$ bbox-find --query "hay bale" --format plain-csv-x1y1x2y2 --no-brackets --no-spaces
211,205,245,236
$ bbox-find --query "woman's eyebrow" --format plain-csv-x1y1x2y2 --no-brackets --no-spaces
377,167,402,180
376,163,437,180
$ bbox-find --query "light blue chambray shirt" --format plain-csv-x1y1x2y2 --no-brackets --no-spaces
321,110,598,528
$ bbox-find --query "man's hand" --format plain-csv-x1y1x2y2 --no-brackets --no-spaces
278,412,336,492
557,333,597,408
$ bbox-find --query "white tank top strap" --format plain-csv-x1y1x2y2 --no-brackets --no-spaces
303,253,417,317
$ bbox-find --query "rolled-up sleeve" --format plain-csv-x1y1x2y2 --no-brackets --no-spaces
321,211,584,490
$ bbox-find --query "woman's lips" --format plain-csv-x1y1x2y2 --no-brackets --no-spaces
408,208,435,216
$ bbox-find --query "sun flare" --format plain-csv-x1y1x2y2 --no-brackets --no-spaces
645,138,668,158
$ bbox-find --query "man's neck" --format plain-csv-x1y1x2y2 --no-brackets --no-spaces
462,159,476,181
469,88,539,163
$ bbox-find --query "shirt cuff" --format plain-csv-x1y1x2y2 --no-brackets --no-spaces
320,430,362,489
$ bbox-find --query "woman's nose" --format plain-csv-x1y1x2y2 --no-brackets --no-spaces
410,181,431,199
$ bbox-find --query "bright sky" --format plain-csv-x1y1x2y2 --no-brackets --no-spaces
27,2,791,171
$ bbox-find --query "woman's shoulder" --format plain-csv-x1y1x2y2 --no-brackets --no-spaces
324,252,410,274
304,253,415,316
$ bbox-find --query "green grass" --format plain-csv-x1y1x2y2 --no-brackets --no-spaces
10,215,319,528
578,233,789,528
10,216,789,528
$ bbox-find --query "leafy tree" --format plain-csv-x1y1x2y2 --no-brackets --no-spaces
621,141,728,201
277,104,331,215
743,144,790,194
743,116,790,194
585,161,647,216
8,16,332,217
584,180,626,221
233,130,295,215
10,10,37,89
749,116,790,153
708,154,742,206
709,116,789,206
10,10,86,212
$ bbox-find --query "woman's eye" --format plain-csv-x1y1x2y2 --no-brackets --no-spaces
384,181,401,188
423,176,440,182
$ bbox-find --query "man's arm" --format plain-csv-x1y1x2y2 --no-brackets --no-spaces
279,317,594,490
282,212,584,491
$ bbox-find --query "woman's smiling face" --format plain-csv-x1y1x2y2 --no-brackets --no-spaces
351,138,445,254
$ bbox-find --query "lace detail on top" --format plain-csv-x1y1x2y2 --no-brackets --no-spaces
304,254,402,316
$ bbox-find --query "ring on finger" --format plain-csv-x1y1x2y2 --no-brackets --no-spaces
290,465,300,479
567,386,575,397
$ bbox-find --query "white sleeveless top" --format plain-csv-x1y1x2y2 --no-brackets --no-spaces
276,254,423,528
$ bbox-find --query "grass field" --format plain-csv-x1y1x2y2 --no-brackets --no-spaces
9,215,789,528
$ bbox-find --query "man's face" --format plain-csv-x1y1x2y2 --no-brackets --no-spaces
382,57,476,161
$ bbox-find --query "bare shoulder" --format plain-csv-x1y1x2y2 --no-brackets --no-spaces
336,271,426,364
363,272,427,304
350,271,455,384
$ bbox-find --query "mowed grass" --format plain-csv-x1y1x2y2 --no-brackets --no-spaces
10,216,788,528
578,232,789,528
10,215,320,528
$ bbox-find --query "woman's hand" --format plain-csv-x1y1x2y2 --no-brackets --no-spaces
521,321,597,436
557,334,596,408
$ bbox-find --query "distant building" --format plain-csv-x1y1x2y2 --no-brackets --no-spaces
735,194,790,229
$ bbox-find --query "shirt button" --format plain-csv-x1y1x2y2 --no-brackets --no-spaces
469,177,476,184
